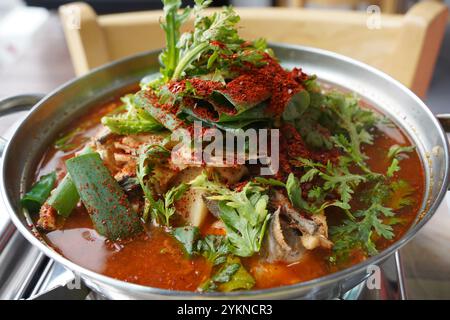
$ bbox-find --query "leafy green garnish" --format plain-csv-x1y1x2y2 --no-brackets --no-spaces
200,262,239,292
387,144,415,159
159,0,191,82
21,172,56,213
331,202,395,260
388,180,416,210
285,173,309,212
386,158,400,178
134,91,185,131
196,234,230,266
153,0,267,84
330,177,415,261
291,158,366,215
137,145,170,201
137,143,189,225
172,226,200,256
295,117,333,150
152,183,189,226
199,256,255,292
360,179,415,210
282,90,310,122
326,92,377,169
292,91,331,149
305,158,365,204
127,0,273,132
190,171,270,257
294,88,377,171
386,144,414,178
101,94,163,134
254,177,286,187
178,102,271,133
209,88,269,113
173,2,238,80
54,128,86,151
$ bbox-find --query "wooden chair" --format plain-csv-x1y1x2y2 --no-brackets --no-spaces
276,0,401,13
59,1,448,98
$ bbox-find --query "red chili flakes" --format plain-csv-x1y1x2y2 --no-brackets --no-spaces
278,123,310,177
210,40,226,49
142,90,178,114
233,181,248,192
264,58,305,115
240,41,252,48
278,122,341,177
184,97,219,122
221,73,272,107
290,67,309,83
166,55,308,117
168,78,224,97
223,54,306,116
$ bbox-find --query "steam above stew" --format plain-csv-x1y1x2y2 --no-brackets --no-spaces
22,0,424,292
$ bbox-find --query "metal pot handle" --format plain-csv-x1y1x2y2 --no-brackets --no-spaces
0,94,92,300
0,94,44,297
436,114,450,133
0,94,45,158
436,114,450,190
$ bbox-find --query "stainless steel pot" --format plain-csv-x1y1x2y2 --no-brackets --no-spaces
0,44,449,299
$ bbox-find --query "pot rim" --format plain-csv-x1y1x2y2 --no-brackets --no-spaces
2,43,449,299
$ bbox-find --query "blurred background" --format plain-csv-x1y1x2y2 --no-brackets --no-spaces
0,0,449,113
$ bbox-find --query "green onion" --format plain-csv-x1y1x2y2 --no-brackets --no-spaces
66,152,143,239
134,91,184,131
210,89,269,113
44,146,93,218
21,172,56,213
47,175,79,218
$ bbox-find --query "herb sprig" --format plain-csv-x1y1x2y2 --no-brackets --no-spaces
152,0,268,86
137,144,189,226
101,94,163,134
330,203,395,261
190,171,270,257
159,0,192,81
286,82,419,262
196,234,230,266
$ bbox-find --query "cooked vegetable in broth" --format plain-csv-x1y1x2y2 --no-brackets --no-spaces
24,0,424,292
